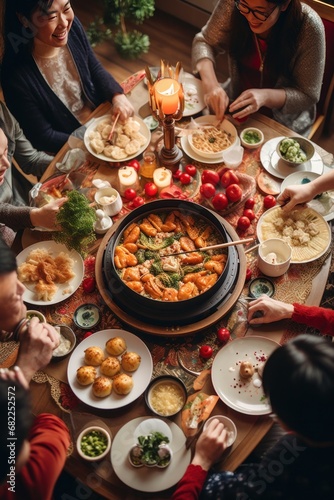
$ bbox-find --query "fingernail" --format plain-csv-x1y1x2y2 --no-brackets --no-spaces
13,366,20,372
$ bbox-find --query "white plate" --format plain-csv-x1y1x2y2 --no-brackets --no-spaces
280,171,334,222
260,137,323,180
67,329,153,410
17,241,84,306
211,336,280,415
257,205,331,264
111,416,191,492
181,115,237,164
183,77,206,117
84,114,150,163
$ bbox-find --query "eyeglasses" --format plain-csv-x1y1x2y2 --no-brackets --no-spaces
235,1,278,22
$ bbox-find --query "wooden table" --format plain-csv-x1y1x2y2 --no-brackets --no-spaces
23,76,333,499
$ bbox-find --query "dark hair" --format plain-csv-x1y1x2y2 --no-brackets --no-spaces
263,334,334,443
3,0,54,59
0,237,17,275
229,0,304,82
0,378,32,483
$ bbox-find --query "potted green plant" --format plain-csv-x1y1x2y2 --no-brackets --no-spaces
87,0,155,59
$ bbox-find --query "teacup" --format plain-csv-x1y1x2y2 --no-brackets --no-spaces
94,187,123,216
258,238,292,277
222,145,244,169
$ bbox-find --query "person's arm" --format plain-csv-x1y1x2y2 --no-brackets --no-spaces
0,198,66,232
229,88,286,120
29,197,67,230
291,303,334,336
278,169,334,211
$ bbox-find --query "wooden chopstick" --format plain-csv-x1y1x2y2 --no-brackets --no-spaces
107,112,120,141
168,238,254,256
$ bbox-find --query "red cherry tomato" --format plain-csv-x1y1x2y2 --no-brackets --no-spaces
220,169,239,188
172,169,183,180
180,172,192,185
127,159,140,172
246,267,252,281
144,182,158,197
245,197,255,209
263,195,276,209
201,169,220,186
82,277,96,293
237,216,251,230
123,188,137,201
243,208,256,221
200,182,216,199
83,331,94,339
131,196,145,208
199,345,213,359
212,193,229,211
185,164,197,177
226,183,243,203
217,327,230,343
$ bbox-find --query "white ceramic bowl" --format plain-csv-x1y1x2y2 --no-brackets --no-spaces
76,425,111,461
240,127,264,149
276,136,315,167
94,187,123,216
52,324,76,360
188,118,238,160
222,145,244,169
203,415,237,447
258,238,292,277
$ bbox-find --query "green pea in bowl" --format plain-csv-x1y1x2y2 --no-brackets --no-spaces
76,425,112,461
276,136,315,167
240,127,264,149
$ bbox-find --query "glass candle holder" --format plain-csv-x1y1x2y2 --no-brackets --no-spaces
154,78,181,115
140,151,157,179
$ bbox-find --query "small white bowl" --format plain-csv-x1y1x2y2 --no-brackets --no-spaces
258,238,292,277
52,324,76,360
203,415,237,447
94,187,123,216
240,127,264,149
222,145,244,169
26,310,46,323
188,119,238,160
276,136,314,167
76,426,111,461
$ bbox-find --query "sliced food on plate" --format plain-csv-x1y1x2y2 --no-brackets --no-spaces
257,206,330,263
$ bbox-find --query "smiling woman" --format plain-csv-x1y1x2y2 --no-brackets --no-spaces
1,0,134,153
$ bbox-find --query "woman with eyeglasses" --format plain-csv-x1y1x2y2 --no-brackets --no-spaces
192,0,325,135
172,334,334,499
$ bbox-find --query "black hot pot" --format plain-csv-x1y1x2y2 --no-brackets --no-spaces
101,199,241,326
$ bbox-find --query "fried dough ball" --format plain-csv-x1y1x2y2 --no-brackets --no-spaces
76,366,97,386
106,336,127,356
239,361,254,379
113,373,134,395
92,376,112,398
100,356,121,377
84,346,105,366
121,352,141,372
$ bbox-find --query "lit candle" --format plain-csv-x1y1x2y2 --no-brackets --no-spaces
154,78,180,115
153,167,172,192
118,166,140,196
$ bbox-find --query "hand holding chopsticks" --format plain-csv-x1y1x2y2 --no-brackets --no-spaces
168,237,254,256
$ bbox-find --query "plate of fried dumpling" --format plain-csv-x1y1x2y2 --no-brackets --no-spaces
84,114,151,163
67,329,153,409
16,241,84,305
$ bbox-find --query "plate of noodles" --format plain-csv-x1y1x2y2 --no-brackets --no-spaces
16,241,84,305
187,115,238,161
84,114,150,163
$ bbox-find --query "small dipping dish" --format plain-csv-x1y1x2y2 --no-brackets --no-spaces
240,127,264,149
94,187,123,216
248,277,275,299
26,310,46,323
76,425,111,462
258,238,292,277
74,303,101,330
145,375,187,417
52,324,76,360
203,415,237,447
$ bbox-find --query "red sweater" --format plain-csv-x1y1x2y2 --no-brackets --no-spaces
172,464,208,500
0,413,70,500
292,303,334,335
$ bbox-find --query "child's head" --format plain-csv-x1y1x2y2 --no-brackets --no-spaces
263,334,334,443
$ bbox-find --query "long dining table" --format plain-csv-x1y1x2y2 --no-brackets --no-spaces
9,71,334,499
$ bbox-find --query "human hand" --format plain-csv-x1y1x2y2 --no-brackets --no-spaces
277,184,314,211
203,86,229,121
30,197,67,231
247,295,294,325
229,89,267,120
15,317,60,382
191,418,228,470
112,94,135,121
0,365,29,390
